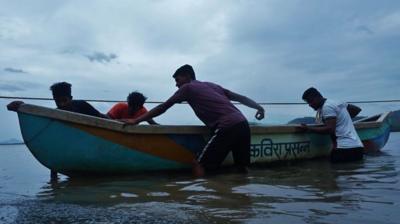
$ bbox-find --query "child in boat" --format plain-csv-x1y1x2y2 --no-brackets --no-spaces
300,87,364,162
123,64,265,176
107,91,157,124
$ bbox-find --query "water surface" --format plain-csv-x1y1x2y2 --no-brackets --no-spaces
1,133,399,223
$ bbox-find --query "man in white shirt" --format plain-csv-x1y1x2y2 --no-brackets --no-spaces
300,87,364,162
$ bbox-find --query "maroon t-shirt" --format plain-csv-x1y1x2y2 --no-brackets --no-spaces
160,80,246,128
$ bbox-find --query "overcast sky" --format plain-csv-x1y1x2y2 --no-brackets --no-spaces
1,0,399,141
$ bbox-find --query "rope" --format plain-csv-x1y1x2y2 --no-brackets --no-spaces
22,120,54,145
1,96,400,105
0,119,53,147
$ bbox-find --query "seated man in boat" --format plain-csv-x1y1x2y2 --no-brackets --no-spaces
107,91,158,124
50,82,108,118
124,64,265,176
7,82,108,119
300,87,364,162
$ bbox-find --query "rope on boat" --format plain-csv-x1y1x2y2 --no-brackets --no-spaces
1,96,400,105
0,119,53,147
20,120,54,145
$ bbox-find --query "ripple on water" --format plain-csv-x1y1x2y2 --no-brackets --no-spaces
232,184,322,200
0,206,18,224
12,200,210,224
179,182,216,192
187,194,221,202
147,192,170,197
120,192,138,198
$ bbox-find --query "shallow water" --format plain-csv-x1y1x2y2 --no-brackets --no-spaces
0,133,399,224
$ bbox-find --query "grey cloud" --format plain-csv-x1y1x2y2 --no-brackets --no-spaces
231,5,395,59
0,84,25,92
86,52,117,63
355,25,374,35
4,67,28,73
194,1,400,103
1,0,400,142
0,81,42,92
0,1,398,111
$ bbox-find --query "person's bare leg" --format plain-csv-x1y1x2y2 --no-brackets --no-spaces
192,159,204,177
50,170,58,180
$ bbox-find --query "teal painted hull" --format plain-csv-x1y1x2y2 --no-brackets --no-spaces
14,105,391,176
19,113,188,175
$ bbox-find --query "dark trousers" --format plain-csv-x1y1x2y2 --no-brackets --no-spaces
330,147,364,163
198,121,250,171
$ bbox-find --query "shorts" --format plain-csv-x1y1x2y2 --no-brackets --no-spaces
198,121,250,171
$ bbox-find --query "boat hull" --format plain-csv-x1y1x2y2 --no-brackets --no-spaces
14,105,391,176
389,110,400,132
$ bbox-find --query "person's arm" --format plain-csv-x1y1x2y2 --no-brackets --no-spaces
124,102,172,125
124,88,187,126
140,106,159,125
224,90,265,120
147,118,159,125
81,101,109,118
300,117,336,134
347,104,361,118
99,113,110,119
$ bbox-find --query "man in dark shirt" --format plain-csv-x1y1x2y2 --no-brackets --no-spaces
124,64,265,176
7,82,107,118
50,82,107,118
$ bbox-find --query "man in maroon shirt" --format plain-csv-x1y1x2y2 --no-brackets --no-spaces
125,64,265,176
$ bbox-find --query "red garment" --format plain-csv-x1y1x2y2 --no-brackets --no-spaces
107,102,148,119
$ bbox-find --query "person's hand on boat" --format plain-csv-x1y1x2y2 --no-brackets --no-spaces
297,123,309,132
121,119,140,128
255,108,265,120
7,101,24,111
119,118,135,123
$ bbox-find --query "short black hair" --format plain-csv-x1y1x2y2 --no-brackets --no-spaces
302,87,323,101
127,91,147,107
173,64,196,80
50,82,72,97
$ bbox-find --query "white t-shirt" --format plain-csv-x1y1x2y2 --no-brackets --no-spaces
316,99,363,149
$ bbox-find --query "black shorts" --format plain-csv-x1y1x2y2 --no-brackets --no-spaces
198,121,250,171
330,147,364,163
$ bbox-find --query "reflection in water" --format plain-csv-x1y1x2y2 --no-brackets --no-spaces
18,173,256,223
1,133,399,223
30,158,395,223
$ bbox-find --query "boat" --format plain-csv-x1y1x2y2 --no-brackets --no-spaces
389,110,400,132
8,104,391,176
289,110,400,132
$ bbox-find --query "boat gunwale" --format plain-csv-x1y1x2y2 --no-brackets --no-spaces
15,104,390,134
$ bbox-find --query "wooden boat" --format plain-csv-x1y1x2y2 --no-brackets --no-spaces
9,104,391,176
